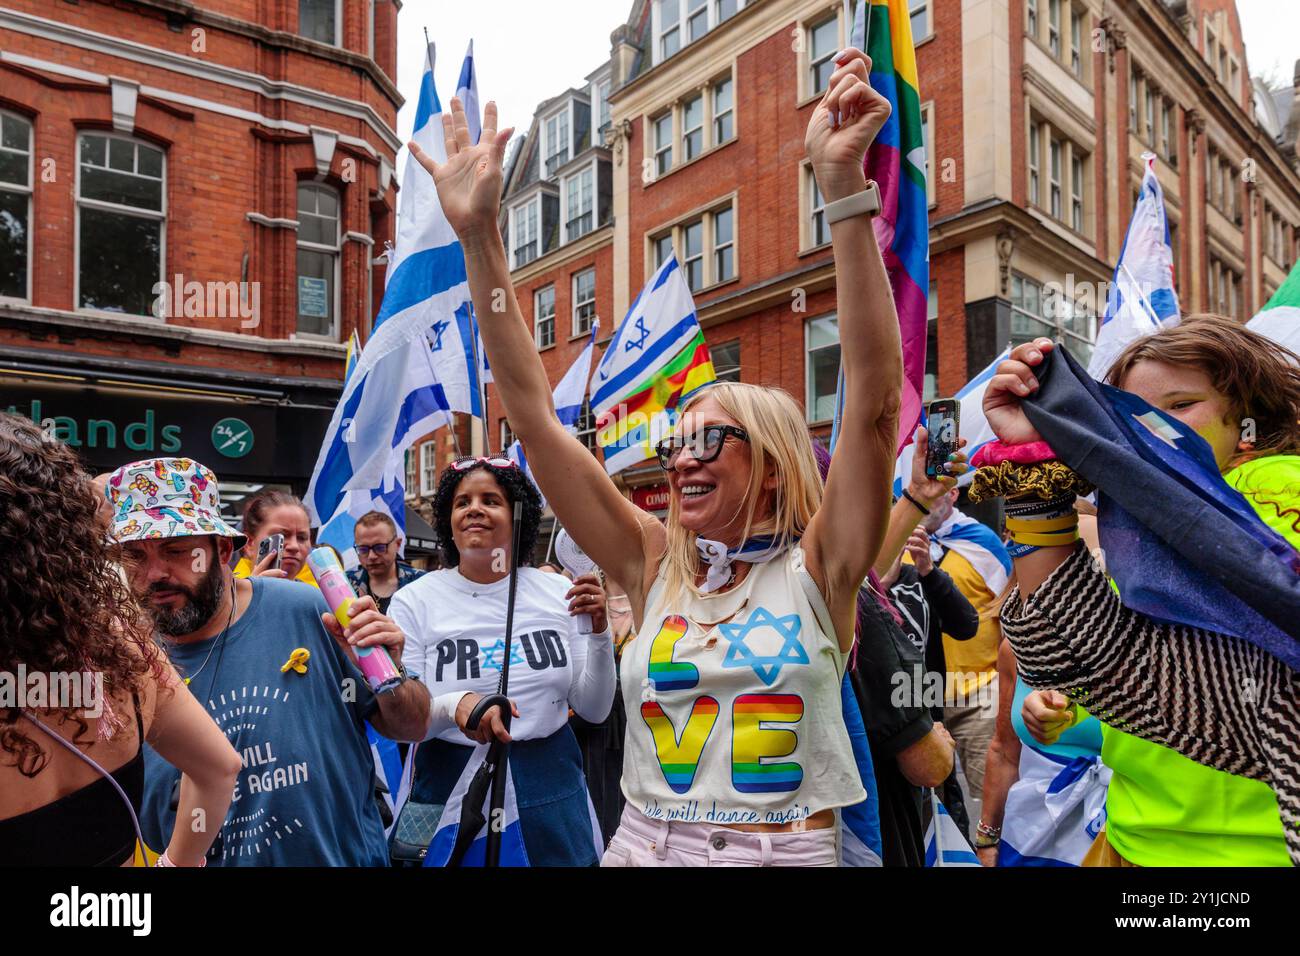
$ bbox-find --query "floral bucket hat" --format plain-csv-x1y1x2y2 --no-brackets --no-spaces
105,458,246,548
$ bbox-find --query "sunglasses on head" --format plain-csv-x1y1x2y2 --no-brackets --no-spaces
655,424,749,471
355,536,397,557
450,456,518,471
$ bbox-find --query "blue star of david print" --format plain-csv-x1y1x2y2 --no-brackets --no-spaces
623,316,651,352
719,607,808,686
429,320,450,352
481,639,525,674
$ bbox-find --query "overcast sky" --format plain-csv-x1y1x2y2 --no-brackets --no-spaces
390,1,1299,170
393,1,619,155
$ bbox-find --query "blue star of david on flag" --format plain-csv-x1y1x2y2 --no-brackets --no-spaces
480,638,525,674
429,319,450,352
719,607,808,686
624,316,651,352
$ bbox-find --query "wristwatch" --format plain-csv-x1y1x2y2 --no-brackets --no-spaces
824,180,882,225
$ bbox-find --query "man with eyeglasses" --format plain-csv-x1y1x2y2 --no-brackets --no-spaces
348,511,426,614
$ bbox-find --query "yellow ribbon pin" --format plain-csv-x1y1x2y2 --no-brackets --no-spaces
280,648,311,675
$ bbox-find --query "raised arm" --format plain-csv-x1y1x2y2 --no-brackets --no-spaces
410,101,663,605
871,427,965,579
799,49,902,623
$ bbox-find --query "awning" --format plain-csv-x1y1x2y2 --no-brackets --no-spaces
404,505,440,553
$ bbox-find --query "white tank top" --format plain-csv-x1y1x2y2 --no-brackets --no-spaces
620,546,865,827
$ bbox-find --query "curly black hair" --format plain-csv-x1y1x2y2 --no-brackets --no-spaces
0,413,169,775
432,461,542,568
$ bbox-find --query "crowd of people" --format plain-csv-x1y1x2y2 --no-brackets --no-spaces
2,47,1297,868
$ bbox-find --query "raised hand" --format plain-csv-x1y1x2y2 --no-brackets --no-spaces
984,338,1054,446
907,425,967,505
408,98,514,240
804,47,892,203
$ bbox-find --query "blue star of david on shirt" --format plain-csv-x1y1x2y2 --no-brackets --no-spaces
480,639,525,674
719,607,808,686
429,320,450,352
623,316,651,352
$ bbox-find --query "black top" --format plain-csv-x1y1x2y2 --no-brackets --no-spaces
850,592,934,867
0,696,144,866
889,560,980,723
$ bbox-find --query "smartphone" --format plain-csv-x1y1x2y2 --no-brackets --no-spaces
925,399,960,479
257,532,284,570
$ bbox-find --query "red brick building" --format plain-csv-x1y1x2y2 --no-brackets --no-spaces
0,0,402,515
482,0,1300,519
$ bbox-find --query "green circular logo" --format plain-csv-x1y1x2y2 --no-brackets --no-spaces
212,417,254,459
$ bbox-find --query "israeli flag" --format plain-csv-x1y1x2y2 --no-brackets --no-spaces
307,41,482,535
507,320,600,505
924,792,980,867
365,722,410,834
424,742,531,867
454,40,492,388
894,347,1010,497
999,746,1110,867
838,673,884,867
1088,152,1180,380
930,508,1013,595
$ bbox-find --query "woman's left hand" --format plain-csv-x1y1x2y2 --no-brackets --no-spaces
566,574,608,634
804,47,892,203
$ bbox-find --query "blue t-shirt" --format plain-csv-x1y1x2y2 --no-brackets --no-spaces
141,577,389,866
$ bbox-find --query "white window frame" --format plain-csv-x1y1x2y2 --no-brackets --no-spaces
75,131,167,320
544,106,571,178
1028,121,1041,206
807,12,841,98
419,442,437,496
1027,0,1038,38
807,165,829,249
575,399,598,452
295,181,341,340
404,448,418,500
921,101,935,206
572,267,596,337
1049,137,1062,220
595,77,612,142
652,231,676,270
1070,8,1084,76
713,75,735,145
510,196,541,269
681,92,705,162
1070,153,1084,232
0,110,33,304
562,161,595,245
682,218,705,292
534,284,556,349
713,204,735,283
299,0,342,48
909,0,930,41
804,313,840,424
653,0,748,65
1047,0,1061,57
653,111,674,176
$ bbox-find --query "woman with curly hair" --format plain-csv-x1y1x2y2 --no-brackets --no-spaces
0,413,241,866
386,457,616,865
983,316,1300,866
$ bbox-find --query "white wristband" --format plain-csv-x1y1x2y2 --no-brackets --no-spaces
824,180,882,225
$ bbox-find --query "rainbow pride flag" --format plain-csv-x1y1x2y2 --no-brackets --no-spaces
591,256,717,474
829,0,929,454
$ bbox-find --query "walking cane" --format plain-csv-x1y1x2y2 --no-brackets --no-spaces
447,500,524,867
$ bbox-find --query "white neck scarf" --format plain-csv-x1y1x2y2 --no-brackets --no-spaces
694,535,791,594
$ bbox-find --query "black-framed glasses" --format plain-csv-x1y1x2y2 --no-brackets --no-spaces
451,456,517,471
655,425,749,470
355,536,397,557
